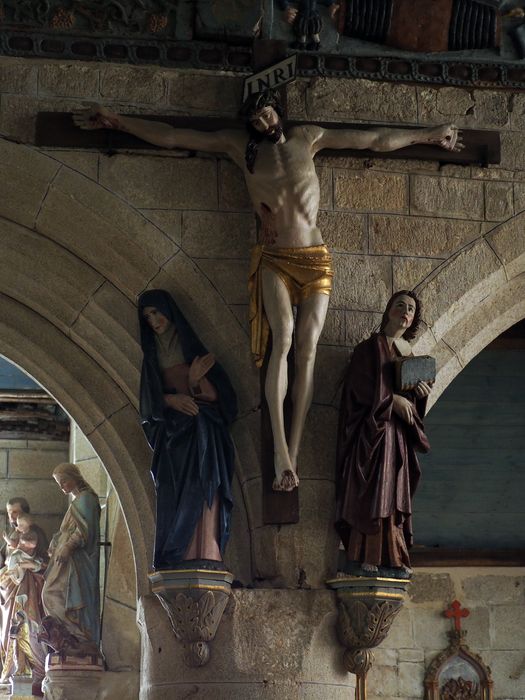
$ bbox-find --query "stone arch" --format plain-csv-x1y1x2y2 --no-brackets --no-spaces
411,212,525,408
0,136,259,590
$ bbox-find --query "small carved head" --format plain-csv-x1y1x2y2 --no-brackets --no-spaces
380,290,422,341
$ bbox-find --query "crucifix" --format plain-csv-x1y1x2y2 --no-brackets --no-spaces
444,599,470,633
35,41,500,527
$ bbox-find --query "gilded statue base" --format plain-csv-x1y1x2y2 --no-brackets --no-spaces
148,567,234,668
327,575,410,700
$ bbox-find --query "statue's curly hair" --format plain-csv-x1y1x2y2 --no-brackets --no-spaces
239,89,284,173
380,290,422,341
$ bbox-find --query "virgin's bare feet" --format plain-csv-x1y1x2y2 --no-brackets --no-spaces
430,124,464,152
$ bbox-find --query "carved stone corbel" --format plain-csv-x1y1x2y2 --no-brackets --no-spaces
327,575,410,700
148,568,233,667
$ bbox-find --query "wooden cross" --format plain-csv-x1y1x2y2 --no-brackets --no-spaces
445,600,470,632
33,41,500,526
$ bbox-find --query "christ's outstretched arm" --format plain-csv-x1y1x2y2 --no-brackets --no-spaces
305,123,464,156
73,105,245,165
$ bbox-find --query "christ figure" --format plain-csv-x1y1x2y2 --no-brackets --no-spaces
74,91,462,492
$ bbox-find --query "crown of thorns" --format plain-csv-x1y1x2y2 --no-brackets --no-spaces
239,89,283,121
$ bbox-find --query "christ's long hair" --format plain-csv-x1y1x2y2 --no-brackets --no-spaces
239,89,284,174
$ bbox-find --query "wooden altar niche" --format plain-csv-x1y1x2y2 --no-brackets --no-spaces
425,601,494,700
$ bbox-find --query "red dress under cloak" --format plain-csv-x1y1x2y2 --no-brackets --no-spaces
335,333,430,568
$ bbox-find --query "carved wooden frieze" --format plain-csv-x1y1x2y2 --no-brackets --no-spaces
0,0,178,37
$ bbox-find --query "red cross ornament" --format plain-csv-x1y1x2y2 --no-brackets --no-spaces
444,600,470,632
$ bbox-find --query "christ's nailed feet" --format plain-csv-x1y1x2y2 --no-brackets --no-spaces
272,469,299,492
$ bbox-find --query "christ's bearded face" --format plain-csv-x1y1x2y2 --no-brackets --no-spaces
249,106,283,143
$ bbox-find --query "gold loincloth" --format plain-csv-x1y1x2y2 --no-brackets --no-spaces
248,244,333,368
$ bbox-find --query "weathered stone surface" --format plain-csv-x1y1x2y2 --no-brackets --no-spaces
483,650,525,698
219,159,252,212
102,599,141,672
44,150,99,180
197,258,250,305
0,439,28,449
373,648,398,666
105,504,138,611
0,139,60,228
26,439,68,451
0,58,37,94
39,63,99,99
0,95,80,142
88,404,155,595
77,458,108,496
412,607,449,650
8,448,68,479
435,274,525,374
393,256,441,292
334,170,408,213
410,573,454,604
418,86,474,123
287,79,308,120
331,253,391,310
0,478,68,514
491,606,525,649
298,406,338,480
377,606,413,649
320,308,345,345
417,239,504,339
318,211,366,253
418,86,510,128
398,661,425,697
99,153,218,210
462,575,525,606
36,167,165,297
316,166,333,210
71,425,97,462
0,218,104,330
510,92,525,130
345,310,382,347
139,209,182,246
231,412,261,483
500,132,525,171
139,590,351,693
314,345,349,406
484,181,513,221
370,215,480,256
100,65,166,104
485,213,525,279
411,175,484,219
169,73,243,116
71,282,141,407
398,648,424,663
307,78,417,123
513,181,525,213
367,664,399,697
182,211,255,258
225,474,252,585
0,452,7,478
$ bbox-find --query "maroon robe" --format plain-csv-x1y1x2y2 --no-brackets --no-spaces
336,333,430,568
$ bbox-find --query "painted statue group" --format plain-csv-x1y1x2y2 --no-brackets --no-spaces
0,83,462,694
75,88,459,577
0,465,100,695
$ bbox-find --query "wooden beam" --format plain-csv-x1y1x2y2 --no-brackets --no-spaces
35,112,501,166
